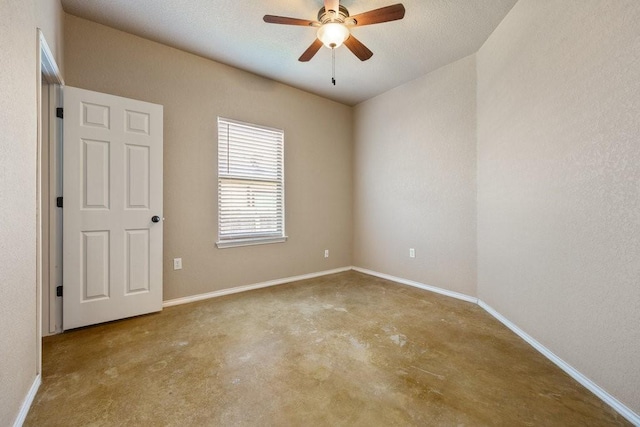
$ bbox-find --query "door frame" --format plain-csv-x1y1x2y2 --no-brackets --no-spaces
37,29,64,375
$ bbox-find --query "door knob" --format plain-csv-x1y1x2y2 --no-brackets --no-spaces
151,216,161,223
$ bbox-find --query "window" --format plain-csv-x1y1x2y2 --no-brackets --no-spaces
216,117,286,248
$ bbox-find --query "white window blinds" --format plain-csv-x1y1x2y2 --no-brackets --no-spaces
217,117,286,248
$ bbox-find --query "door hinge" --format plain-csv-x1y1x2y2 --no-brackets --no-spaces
56,285,63,297
56,197,63,208
56,107,63,119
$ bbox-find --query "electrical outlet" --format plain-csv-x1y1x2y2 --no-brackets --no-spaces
409,248,415,258
173,258,182,270
324,249,329,258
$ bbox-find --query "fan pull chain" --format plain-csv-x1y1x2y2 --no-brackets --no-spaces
332,48,336,86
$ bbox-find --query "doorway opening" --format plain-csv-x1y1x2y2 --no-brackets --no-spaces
37,29,64,377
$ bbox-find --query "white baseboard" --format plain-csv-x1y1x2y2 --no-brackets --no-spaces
478,300,640,426
163,266,352,308
352,266,478,304
13,374,41,427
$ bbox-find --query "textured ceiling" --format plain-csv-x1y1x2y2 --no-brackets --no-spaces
60,0,518,106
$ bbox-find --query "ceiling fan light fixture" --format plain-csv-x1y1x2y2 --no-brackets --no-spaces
317,22,350,49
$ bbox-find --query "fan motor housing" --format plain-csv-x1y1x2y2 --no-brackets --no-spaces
318,5,350,24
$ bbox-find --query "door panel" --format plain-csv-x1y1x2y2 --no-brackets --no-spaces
83,139,110,209
125,229,150,294
125,144,150,209
63,86,163,330
82,230,110,300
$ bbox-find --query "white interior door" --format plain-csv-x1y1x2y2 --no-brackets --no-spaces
63,86,163,330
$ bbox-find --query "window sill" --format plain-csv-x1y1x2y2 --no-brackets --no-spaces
216,236,288,249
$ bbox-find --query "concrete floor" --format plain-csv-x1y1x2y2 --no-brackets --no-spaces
26,271,628,426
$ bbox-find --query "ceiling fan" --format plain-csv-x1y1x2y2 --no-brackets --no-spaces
263,0,406,62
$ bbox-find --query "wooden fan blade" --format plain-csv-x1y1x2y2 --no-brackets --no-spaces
350,4,405,26
344,35,373,61
299,39,324,62
324,0,339,14
263,15,318,26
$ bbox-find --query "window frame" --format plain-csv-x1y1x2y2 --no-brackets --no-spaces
216,117,286,249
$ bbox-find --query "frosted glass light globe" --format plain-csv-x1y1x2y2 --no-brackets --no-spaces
317,23,350,49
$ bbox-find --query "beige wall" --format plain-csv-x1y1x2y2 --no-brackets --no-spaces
0,3,37,423
353,55,477,297
0,0,64,424
477,0,640,413
64,15,353,300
